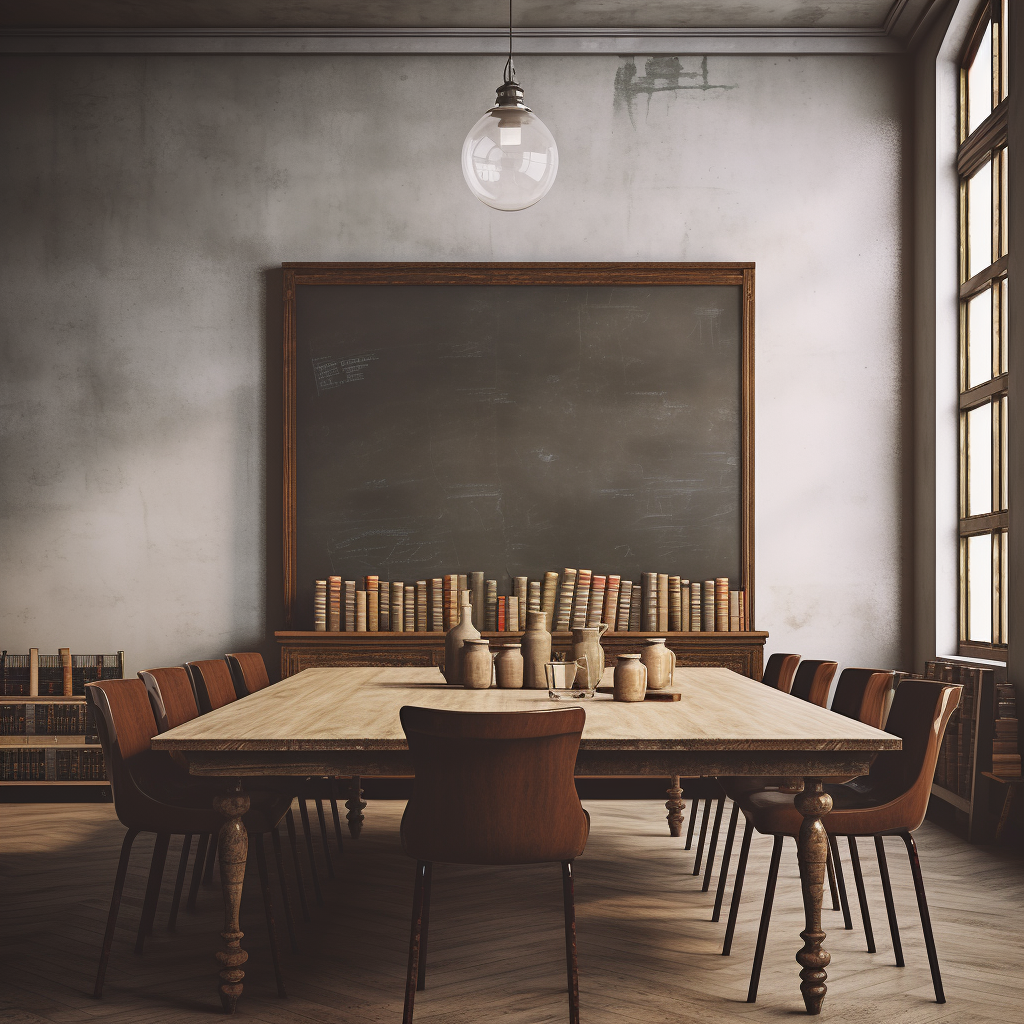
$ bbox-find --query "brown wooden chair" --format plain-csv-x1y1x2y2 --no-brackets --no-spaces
732,679,961,1005
788,658,839,706
761,652,801,692
86,678,291,1000
225,652,273,696
399,706,589,1024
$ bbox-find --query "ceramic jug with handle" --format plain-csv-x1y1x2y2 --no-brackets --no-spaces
641,638,676,690
571,622,608,689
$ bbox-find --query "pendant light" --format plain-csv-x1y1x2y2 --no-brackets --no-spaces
461,0,559,211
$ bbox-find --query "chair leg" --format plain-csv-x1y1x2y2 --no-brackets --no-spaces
562,861,581,1024
826,842,841,911
271,825,298,954
417,862,433,991
187,834,209,912
685,797,700,850
712,801,739,922
722,817,753,956
901,831,945,1003
315,799,336,878
202,833,217,883
330,779,345,855
135,833,170,954
285,807,311,922
403,861,429,1024
692,798,713,875
94,828,139,998
847,836,876,953
827,834,854,930
298,799,326,907
702,796,726,893
253,832,287,998
874,835,904,967
747,834,783,1003
167,834,192,932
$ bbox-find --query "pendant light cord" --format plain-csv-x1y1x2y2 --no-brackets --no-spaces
503,0,516,84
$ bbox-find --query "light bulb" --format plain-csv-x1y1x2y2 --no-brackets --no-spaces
462,81,558,212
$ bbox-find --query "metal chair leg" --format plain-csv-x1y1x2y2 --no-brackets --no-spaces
167,833,191,932
253,832,287,998
902,831,945,1003
298,799,326,907
722,817,753,956
747,834,784,1003
187,834,209,912
827,834,854,930
562,861,581,1024
271,825,298,954
135,833,170,953
285,807,311,922
315,799,335,878
692,799,713,875
712,801,739,922
685,797,700,850
874,835,904,967
402,861,428,1024
847,836,876,953
202,833,217,883
94,828,139,998
702,796,726,892
826,842,841,911
417,862,432,991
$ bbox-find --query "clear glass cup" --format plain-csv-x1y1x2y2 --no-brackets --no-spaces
546,656,597,700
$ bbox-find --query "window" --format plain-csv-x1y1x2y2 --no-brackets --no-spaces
958,0,1009,657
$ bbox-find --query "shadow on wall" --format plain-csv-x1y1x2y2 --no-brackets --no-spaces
614,56,735,128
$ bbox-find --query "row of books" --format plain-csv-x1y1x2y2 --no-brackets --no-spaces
0,748,106,781
927,660,986,796
992,681,1020,779
0,703,98,738
0,651,124,697
312,570,750,634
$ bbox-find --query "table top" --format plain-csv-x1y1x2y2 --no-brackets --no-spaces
151,666,899,754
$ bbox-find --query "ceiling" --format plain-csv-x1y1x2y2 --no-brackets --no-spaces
0,1,930,33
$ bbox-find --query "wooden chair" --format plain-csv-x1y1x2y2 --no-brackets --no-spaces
225,652,272,696
761,652,801,692
399,706,590,1024
788,658,839,706
733,679,961,1005
86,678,291,999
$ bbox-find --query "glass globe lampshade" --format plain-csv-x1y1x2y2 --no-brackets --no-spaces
462,81,558,212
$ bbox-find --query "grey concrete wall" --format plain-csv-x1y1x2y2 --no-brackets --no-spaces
0,52,909,677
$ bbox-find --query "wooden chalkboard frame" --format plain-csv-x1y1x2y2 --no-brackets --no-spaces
282,262,755,628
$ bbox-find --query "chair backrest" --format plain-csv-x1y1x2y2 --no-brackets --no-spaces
789,660,839,707
225,652,272,696
139,667,200,732
863,679,962,831
762,653,800,692
829,668,894,729
187,660,238,714
400,706,589,865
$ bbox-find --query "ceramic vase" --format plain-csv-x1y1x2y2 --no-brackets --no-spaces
641,638,676,690
571,622,608,689
613,654,647,702
443,599,481,685
493,644,524,689
462,639,493,689
521,609,552,689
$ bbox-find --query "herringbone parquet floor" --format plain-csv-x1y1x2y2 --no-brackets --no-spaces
1,798,1021,1023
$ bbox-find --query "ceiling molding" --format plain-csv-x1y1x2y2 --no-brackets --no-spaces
0,26,909,56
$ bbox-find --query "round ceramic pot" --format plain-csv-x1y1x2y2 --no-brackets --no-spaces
462,639,493,689
613,654,648,702
521,610,552,689
493,644,524,689
443,600,481,685
641,638,676,690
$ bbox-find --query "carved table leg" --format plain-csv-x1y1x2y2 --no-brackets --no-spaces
346,776,366,837
214,783,250,1014
795,777,833,1015
665,776,685,837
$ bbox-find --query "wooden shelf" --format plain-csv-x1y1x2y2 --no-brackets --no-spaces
0,695,87,703
0,780,107,787
0,736,99,747
930,782,971,814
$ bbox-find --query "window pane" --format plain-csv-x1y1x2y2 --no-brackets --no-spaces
968,162,993,278
1000,149,1008,256
967,402,993,515
1001,394,1008,509
1002,1,1009,100
1001,277,1008,372
968,20,993,134
967,287,993,387
966,533,993,642
1000,530,1008,642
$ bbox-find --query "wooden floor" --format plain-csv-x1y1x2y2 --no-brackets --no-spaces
1,797,1021,1023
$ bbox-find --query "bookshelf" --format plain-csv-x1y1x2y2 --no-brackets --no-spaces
276,630,768,680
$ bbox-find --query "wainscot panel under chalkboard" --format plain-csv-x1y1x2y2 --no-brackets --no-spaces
290,274,747,628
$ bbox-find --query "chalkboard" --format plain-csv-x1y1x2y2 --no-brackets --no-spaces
283,264,754,627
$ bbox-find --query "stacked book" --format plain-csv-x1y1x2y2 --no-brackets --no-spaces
0,652,124,697
992,682,1021,779
0,703,97,739
0,749,106,781
311,568,749,633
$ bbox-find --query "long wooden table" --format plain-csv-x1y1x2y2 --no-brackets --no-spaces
152,666,899,1016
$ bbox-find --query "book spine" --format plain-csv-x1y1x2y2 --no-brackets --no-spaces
741,589,748,631
715,578,729,632
703,580,715,632
355,590,367,632
680,581,690,631
344,580,356,631
641,573,657,631
497,596,506,632
729,591,740,631
571,571,592,629
458,574,468,598
415,581,428,632
508,595,519,632
485,580,498,631
587,576,607,628
443,574,456,630
29,648,38,698
690,582,702,632
527,580,542,613
668,577,681,632
603,575,621,630
61,648,72,697
657,574,669,632
390,582,404,632
314,580,327,631
431,578,444,631
380,581,391,631
617,581,632,631
628,584,641,630
365,576,379,631
405,585,416,632
469,572,486,630
555,568,576,631
540,571,558,631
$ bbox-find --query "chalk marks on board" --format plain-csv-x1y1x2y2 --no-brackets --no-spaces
312,353,379,395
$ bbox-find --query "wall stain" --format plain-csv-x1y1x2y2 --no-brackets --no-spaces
614,56,734,129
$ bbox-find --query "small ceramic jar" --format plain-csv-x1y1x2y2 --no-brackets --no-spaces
613,654,648,702
641,638,676,690
462,639,493,689
493,644,524,689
